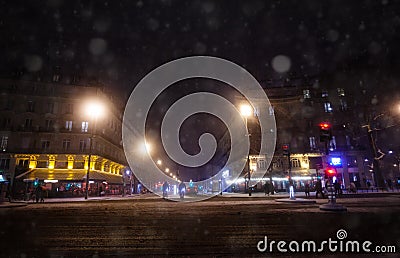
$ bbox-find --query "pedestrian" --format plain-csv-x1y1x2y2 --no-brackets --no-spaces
334,181,341,197
264,182,270,196
35,184,42,203
178,181,186,199
304,182,310,197
270,181,275,195
315,179,324,199
289,179,295,199
162,181,169,198
349,182,357,193
40,185,46,202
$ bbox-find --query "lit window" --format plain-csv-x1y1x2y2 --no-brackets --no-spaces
337,88,345,97
1,136,8,151
303,89,311,99
291,159,301,168
309,136,316,150
329,136,336,151
269,106,274,116
65,121,73,131
81,121,89,132
324,102,333,113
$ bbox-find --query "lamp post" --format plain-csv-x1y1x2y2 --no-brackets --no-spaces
240,104,252,196
125,169,133,195
84,101,104,200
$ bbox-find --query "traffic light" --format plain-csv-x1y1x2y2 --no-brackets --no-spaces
33,178,39,187
282,144,290,156
324,167,337,178
319,122,332,142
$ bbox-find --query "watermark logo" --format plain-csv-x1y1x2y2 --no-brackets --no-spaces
257,229,397,253
122,56,276,201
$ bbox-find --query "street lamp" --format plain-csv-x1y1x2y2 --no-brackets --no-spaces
84,101,104,200
240,104,253,196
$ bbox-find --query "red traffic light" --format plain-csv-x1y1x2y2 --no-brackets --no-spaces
324,167,337,177
319,122,331,130
282,144,289,150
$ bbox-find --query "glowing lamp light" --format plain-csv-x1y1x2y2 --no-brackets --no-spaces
240,104,253,117
85,101,104,119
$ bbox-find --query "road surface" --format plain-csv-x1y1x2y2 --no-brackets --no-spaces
1,194,399,257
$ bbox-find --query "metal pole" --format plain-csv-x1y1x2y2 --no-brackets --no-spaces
85,117,96,200
364,124,385,188
246,117,251,197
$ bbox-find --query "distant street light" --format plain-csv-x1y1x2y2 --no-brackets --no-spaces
84,100,104,200
240,103,253,196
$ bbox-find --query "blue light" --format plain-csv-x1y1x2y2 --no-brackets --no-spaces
330,157,342,167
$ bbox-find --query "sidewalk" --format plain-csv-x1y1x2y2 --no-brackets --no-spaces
1,191,398,208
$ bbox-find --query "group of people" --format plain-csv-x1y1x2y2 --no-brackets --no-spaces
162,181,186,199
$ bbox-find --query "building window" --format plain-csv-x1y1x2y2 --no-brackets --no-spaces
53,74,60,82
337,88,345,97
291,159,301,168
329,136,336,151
45,120,53,131
1,118,11,129
309,136,316,150
339,99,347,111
62,139,71,151
81,121,89,132
41,140,50,151
25,118,33,129
65,120,73,131
346,135,352,148
269,106,274,116
66,103,73,114
5,99,13,110
27,101,35,112
321,90,328,98
79,139,87,152
1,136,8,151
324,102,333,113
303,89,311,99
55,161,67,169
36,161,48,168
0,158,10,169
47,102,54,113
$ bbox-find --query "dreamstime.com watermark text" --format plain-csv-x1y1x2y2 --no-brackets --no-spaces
257,229,397,253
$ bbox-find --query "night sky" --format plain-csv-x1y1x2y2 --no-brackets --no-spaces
1,0,400,180
1,0,400,94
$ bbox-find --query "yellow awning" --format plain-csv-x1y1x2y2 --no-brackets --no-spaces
16,168,123,184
